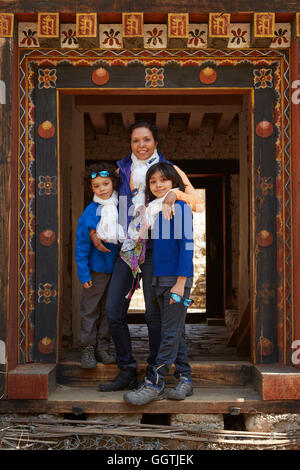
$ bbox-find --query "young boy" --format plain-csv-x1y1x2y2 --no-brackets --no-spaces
123,162,194,405
75,162,121,368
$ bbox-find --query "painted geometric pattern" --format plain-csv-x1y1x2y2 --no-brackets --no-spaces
18,47,291,364
17,22,291,49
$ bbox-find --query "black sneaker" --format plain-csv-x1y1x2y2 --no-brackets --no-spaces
81,345,97,369
98,366,139,392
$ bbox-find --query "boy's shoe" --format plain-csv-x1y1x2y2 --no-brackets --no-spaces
81,345,97,369
98,366,138,392
123,378,165,405
167,376,193,400
96,349,117,364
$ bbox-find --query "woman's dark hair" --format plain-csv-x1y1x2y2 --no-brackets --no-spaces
85,161,119,202
129,121,159,144
145,162,186,202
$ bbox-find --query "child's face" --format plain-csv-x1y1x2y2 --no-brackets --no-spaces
91,176,113,200
149,170,173,199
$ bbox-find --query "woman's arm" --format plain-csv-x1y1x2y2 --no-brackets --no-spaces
173,165,202,212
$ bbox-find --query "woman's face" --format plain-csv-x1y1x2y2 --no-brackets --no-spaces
91,176,113,200
131,126,157,161
149,170,173,199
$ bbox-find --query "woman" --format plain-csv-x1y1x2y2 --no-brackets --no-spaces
93,121,202,391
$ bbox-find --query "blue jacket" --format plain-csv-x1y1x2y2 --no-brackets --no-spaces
75,201,119,284
152,200,194,278
117,152,172,229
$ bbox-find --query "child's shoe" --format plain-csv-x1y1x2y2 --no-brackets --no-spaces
123,378,165,405
81,344,97,369
96,349,117,364
167,376,193,400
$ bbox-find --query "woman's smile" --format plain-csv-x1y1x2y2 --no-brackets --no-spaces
131,126,157,161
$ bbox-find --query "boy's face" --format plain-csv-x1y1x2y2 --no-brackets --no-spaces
91,176,113,200
149,170,173,199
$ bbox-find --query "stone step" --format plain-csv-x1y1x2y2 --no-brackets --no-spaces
56,361,254,388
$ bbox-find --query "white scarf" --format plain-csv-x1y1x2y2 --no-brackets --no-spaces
145,188,179,229
94,191,125,244
120,149,160,251
130,148,160,214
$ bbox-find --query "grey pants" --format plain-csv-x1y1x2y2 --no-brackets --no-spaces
80,271,111,351
154,285,191,380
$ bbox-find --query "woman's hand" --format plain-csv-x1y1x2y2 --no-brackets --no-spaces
162,190,177,220
90,231,111,252
169,277,187,304
83,280,93,289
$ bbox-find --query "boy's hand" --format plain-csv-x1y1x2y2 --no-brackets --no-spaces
90,232,111,252
169,277,186,304
83,280,92,288
162,190,176,220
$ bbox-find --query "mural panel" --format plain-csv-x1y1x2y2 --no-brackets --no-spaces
18,47,291,364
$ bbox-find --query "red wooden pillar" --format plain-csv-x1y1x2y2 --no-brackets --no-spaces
0,35,16,398
291,36,300,369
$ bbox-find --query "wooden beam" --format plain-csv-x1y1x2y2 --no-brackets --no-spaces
8,364,57,399
155,112,169,132
88,111,107,134
122,112,135,128
0,37,13,397
188,112,205,134
76,103,241,115
215,111,237,134
255,365,300,401
0,2,298,13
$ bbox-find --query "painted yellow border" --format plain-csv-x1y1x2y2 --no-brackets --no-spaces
254,12,275,38
37,12,59,38
0,13,14,38
209,13,231,38
76,13,98,38
168,13,189,38
296,13,300,37
122,12,144,37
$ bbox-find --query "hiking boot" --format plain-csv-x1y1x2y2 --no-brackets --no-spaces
123,378,165,405
97,366,138,392
81,345,97,369
167,376,193,400
96,349,117,364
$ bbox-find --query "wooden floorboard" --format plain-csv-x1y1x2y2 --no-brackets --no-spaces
1,385,300,415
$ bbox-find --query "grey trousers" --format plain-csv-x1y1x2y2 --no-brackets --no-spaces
80,271,111,351
154,285,191,380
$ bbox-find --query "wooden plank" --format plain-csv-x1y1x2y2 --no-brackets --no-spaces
2,385,300,416
7,364,57,399
0,2,298,13
155,112,169,132
0,37,13,397
255,365,300,401
88,110,107,134
187,111,204,134
77,103,241,115
122,112,135,128
215,111,237,133
56,361,254,387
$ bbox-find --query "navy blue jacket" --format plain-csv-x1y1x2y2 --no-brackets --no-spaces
152,200,194,278
75,201,119,284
